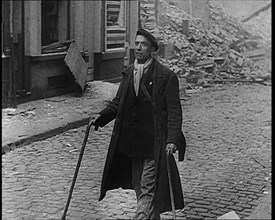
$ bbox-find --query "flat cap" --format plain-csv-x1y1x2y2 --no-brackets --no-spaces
136,29,158,52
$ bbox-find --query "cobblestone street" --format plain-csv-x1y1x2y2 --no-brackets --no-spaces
2,83,271,220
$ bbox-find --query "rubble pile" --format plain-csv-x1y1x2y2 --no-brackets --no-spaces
242,6,271,77
157,0,271,88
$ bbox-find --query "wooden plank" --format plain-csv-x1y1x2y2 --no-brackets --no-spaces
106,32,125,38
107,28,126,33
107,8,120,12
107,40,125,45
195,59,214,67
107,36,125,42
64,42,88,91
242,3,271,23
242,48,265,59
107,1,121,5
107,30,125,46
107,36,125,43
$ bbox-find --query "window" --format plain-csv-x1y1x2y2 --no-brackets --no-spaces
41,0,70,53
107,0,125,28
106,0,126,51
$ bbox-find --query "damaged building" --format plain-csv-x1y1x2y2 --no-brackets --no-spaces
1,0,271,107
2,0,158,107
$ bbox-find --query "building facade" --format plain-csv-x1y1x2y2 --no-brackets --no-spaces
2,0,141,107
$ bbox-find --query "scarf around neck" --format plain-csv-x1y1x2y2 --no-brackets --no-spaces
133,57,153,96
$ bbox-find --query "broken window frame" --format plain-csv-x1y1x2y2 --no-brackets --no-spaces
41,0,71,54
105,0,127,52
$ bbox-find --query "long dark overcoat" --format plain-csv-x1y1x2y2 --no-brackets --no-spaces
97,58,186,214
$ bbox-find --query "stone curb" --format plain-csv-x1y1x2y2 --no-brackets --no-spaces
2,117,90,155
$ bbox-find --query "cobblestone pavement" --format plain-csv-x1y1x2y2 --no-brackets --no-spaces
2,83,271,220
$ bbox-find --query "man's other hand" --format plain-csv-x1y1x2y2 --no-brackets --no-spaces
166,143,177,155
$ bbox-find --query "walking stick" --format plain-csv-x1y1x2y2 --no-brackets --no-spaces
166,152,176,220
61,122,96,220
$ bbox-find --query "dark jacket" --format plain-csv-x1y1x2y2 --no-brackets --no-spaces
97,58,186,213
118,61,155,158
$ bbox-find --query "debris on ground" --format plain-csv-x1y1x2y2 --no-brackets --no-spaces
2,107,36,117
217,211,240,219
157,0,271,91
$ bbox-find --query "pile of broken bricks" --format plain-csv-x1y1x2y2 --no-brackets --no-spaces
157,0,271,92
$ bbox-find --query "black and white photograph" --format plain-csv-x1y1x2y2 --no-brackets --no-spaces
2,0,271,219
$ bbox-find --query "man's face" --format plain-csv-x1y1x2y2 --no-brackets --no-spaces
134,35,155,64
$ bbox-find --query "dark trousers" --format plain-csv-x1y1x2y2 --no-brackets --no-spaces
132,158,160,220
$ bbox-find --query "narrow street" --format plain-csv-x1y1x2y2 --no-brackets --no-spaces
2,83,271,220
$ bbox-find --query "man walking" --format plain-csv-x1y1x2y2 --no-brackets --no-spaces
90,29,186,219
